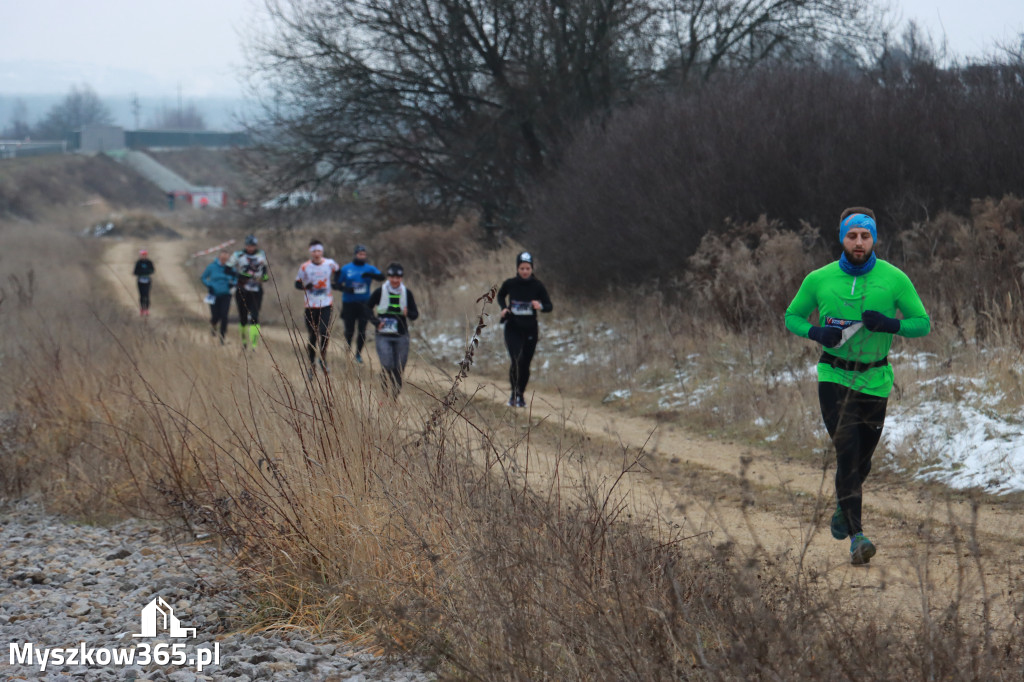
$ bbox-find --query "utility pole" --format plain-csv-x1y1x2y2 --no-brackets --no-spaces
130,93,141,129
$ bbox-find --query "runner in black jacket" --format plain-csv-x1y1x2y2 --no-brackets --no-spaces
133,249,155,316
497,251,553,407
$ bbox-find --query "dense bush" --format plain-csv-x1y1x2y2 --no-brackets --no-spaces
528,62,1024,294
680,196,1024,342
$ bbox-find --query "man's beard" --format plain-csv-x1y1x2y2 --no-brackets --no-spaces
844,246,873,266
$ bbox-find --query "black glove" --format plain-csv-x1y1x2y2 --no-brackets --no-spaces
808,326,842,348
294,280,305,291
361,272,374,279
305,282,314,290
861,310,900,334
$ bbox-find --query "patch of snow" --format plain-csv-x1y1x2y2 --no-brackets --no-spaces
884,401,1024,494
602,388,631,403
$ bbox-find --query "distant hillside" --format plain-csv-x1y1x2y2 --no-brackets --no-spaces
0,154,165,220
146,148,264,204
0,92,247,132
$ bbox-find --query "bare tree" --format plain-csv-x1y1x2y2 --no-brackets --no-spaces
3,99,31,139
33,85,113,140
658,0,889,84
246,0,885,232
246,0,662,231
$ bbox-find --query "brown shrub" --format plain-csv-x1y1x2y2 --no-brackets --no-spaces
373,214,484,284
685,216,823,332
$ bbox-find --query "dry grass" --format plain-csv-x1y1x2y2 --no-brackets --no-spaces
3,206,1024,679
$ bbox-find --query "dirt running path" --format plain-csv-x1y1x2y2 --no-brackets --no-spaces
101,234,1024,632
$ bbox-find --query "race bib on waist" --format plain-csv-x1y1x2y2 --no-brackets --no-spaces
510,300,533,316
353,282,368,295
379,317,400,335
138,276,150,284
244,280,261,292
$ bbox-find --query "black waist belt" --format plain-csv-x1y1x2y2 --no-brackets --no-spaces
819,353,889,372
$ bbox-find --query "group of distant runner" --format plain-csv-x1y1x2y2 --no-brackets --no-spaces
292,239,423,396
131,203,929,566
131,238,553,403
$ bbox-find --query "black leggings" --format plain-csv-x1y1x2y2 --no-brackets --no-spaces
818,382,888,536
209,294,231,338
137,281,151,309
341,301,371,354
304,306,332,364
236,289,263,325
504,323,538,398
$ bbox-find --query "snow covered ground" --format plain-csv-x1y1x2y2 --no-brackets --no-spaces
421,321,1024,495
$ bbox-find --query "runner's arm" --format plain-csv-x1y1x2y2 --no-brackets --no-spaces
537,282,553,313
784,273,818,338
368,289,381,324
200,264,213,288
496,281,509,310
894,275,930,338
405,290,419,322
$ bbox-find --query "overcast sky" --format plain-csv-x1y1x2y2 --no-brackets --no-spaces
2,0,255,97
1,0,1023,99
896,0,1024,56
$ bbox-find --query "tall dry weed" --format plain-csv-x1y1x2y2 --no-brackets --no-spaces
2,209,1023,680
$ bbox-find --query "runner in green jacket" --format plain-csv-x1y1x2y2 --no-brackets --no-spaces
785,206,930,565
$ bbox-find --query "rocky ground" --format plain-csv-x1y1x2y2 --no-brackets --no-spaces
1,504,434,681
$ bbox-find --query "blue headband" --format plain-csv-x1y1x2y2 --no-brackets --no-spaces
839,213,877,243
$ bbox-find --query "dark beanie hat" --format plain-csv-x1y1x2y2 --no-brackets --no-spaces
516,251,533,267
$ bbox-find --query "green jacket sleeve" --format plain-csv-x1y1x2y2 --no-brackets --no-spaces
784,272,817,338
895,272,930,338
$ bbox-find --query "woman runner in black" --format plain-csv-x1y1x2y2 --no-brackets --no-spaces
133,249,155,316
497,251,553,407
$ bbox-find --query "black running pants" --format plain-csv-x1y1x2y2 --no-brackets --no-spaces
304,306,332,365
504,323,538,399
818,381,888,537
137,281,151,309
341,301,371,355
236,289,263,325
209,294,231,338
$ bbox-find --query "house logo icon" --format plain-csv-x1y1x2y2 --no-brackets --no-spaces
132,597,197,639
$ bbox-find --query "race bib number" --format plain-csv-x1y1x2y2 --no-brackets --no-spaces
138,276,150,284
379,317,400,335
310,286,328,297
203,294,215,305
353,282,368,295
244,280,261,292
510,300,533,316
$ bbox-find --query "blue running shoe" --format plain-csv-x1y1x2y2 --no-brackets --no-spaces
850,533,876,565
831,504,849,540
